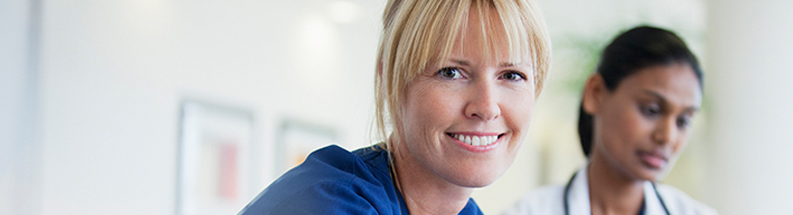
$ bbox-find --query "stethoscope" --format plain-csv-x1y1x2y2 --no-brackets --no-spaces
563,172,671,215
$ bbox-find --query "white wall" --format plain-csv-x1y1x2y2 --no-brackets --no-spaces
37,0,383,214
704,0,793,214
1,0,41,214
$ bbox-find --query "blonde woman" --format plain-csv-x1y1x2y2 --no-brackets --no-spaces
240,0,550,214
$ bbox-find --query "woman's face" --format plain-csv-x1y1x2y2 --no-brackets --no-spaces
395,14,536,187
587,63,702,181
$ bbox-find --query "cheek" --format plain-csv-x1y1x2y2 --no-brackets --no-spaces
403,85,458,134
671,132,692,153
504,96,534,131
601,105,646,149
499,85,536,126
617,112,646,138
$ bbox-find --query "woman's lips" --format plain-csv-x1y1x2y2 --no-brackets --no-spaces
448,133,501,146
638,151,668,169
446,132,504,152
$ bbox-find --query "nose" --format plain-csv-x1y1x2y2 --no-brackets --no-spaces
464,79,501,121
652,117,677,145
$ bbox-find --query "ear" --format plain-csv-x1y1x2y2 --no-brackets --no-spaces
582,73,607,115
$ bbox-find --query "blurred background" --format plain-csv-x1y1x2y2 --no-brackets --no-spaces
2,0,791,214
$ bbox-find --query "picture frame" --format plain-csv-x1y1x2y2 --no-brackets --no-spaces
176,100,258,215
275,119,338,176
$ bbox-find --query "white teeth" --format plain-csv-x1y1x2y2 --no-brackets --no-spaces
452,134,499,146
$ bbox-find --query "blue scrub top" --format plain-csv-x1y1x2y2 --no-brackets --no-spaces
239,145,483,215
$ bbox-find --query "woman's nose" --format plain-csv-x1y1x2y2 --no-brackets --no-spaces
652,117,677,145
464,79,501,121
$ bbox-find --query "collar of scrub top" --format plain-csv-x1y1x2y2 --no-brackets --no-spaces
563,166,671,215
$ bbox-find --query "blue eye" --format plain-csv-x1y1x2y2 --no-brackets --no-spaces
437,67,463,79
501,71,526,81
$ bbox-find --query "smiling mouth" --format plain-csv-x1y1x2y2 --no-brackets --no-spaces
446,133,504,146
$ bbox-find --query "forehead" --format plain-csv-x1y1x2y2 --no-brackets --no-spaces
617,63,702,107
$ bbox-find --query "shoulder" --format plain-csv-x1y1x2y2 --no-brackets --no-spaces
460,198,485,215
239,145,397,215
655,184,719,215
501,185,565,215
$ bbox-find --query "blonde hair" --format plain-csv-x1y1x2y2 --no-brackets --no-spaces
374,0,552,151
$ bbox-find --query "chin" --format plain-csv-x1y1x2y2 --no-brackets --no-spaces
633,168,663,182
452,161,510,188
454,175,499,188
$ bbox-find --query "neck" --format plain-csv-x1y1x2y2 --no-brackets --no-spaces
390,136,472,215
587,152,645,215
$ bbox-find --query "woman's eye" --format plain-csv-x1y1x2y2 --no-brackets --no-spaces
677,116,693,129
501,71,526,81
640,105,661,117
437,67,463,79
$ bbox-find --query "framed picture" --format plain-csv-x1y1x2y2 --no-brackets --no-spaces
275,119,338,176
177,100,258,215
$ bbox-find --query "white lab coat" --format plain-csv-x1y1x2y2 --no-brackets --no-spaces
502,167,718,215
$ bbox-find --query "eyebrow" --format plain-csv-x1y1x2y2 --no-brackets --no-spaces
450,59,518,68
642,90,700,112
500,62,517,67
451,59,470,66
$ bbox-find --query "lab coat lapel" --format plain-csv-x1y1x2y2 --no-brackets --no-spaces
568,167,592,215
642,181,667,215
570,167,668,215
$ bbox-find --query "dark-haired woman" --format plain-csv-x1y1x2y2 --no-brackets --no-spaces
503,26,718,215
